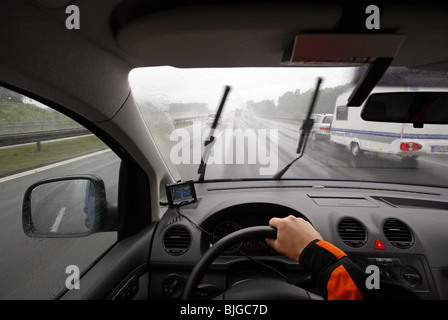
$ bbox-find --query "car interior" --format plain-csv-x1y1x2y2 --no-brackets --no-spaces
0,0,448,302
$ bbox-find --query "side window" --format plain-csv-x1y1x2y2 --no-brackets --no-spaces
0,86,119,299
336,105,348,121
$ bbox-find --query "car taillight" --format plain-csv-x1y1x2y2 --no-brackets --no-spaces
320,126,329,130
400,142,422,151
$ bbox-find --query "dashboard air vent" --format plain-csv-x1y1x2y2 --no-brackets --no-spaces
338,218,367,248
163,225,191,256
383,219,413,249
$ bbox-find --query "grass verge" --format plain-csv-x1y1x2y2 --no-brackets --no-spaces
0,135,107,175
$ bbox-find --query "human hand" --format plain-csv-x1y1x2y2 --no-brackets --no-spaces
266,215,322,261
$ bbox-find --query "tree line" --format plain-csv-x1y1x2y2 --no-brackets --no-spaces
168,102,210,115
247,83,354,118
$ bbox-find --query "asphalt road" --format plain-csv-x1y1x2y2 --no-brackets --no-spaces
1,115,447,299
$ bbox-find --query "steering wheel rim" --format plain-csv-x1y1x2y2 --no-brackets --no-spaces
181,226,320,300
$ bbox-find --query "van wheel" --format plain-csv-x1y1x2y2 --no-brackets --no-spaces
350,142,362,157
311,131,317,141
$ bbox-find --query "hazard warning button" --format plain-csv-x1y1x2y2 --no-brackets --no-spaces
374,238,386,250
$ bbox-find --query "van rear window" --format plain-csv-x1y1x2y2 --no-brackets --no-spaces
323,116,333,123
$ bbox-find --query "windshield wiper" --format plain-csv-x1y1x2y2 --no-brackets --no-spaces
272,77,323,180
197,85,231,182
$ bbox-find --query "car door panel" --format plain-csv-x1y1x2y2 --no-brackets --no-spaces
60,222,157,300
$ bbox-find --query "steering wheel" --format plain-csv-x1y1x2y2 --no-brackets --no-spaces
181,226,322,300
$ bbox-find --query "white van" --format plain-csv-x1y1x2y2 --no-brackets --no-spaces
330,87,448,159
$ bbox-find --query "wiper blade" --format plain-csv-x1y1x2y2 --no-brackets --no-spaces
197,85,231,182
272,77,323,180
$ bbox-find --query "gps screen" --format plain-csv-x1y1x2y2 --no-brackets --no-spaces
166,181,197,207
171,185,193,202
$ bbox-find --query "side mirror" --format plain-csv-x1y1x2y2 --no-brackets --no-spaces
22,175,117,238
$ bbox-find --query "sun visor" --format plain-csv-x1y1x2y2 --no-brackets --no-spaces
282,34,405,107
281,34,405,66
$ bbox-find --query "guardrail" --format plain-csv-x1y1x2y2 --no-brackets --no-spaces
172,116,207,124
255,115,303,124
0,128,90,150
0,117,206,150
1,115,305,150
0,120,80,134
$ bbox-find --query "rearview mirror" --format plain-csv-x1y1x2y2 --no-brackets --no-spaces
22,175,116,238
361,92,448,126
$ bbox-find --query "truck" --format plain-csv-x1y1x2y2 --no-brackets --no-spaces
330,87,448,160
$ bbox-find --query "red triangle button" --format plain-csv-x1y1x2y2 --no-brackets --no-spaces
375,238,386,250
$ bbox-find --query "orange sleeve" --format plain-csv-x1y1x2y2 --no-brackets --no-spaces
315,240,347,260
299,239,365,300
327,265,364,300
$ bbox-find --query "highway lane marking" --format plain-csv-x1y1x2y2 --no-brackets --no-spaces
50,207,66,233
0,149,111,184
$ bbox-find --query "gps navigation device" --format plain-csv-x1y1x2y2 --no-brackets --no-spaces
166,180,198,208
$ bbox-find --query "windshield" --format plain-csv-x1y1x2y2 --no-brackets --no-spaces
129,66,448,187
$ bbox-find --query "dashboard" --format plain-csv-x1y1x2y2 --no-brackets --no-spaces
149,179,448,300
